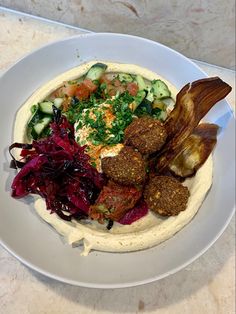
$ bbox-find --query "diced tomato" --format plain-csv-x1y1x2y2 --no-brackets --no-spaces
49,80,97,100
50,83,77,98
83,79,98,92
126,82,139,96
100,74,111,85
75,83,90,100
60,83,78,97
116,85,126,94
106,84,116,96
113,79,122,87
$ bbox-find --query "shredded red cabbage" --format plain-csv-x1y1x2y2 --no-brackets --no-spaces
118,199,148,225
10,110,105,221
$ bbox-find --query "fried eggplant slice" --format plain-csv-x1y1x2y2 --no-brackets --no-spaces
168,123,218,177
157,77,231,173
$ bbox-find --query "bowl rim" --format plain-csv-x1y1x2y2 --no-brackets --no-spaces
0,32,235,288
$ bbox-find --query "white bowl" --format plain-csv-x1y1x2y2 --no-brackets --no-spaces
0,33,235,288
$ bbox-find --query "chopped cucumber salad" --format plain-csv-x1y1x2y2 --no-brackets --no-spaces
27,62,174,148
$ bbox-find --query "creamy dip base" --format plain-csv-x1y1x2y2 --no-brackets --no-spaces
13,61,213,256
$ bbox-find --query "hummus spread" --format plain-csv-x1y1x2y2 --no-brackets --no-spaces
13,61,213,255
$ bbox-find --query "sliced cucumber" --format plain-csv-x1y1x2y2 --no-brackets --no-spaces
27,106,42,130
159,110,168,121
32,116,52,139
118,73,133,83
30,104,38,114
135,75,146,90
135,90,146,104
27,103,54,139
152,80,171,99
130,90,146,111
38,101,54,114
85,63,107,81
38,99,62,114
53,98,64,108
162,97,175,110
145,86,154,102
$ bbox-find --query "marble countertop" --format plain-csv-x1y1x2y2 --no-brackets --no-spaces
0,7,235,314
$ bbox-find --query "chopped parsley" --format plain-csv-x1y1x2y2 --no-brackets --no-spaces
27,64,171,148
106,93,133,145
67,90,135,146
58,74,169,147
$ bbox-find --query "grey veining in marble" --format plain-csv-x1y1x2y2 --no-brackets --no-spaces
0,0,235,69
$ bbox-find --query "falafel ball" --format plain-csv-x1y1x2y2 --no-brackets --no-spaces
101,146,146,185
124,116,167,155
144,176,190,216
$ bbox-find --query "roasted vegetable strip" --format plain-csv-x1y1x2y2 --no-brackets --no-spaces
157,77,231,173
168,123,219,178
